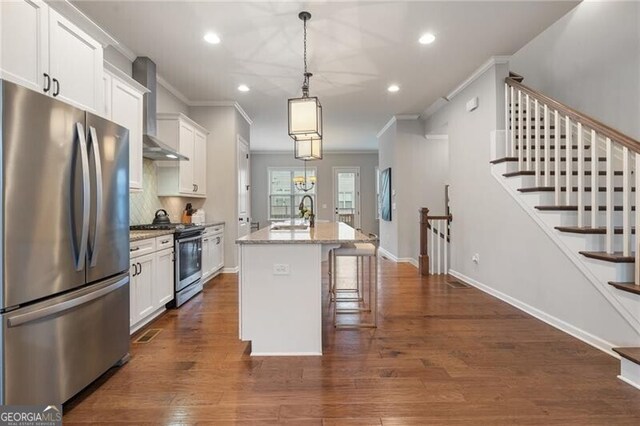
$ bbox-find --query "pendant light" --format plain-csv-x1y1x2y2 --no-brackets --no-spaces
288,11,323,160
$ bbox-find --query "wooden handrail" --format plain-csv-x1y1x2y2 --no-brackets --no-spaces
506,77,640,154
426,215,452,221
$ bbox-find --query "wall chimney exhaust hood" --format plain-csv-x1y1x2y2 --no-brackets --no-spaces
132,57,188,161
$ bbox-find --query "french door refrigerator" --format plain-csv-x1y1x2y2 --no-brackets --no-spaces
0,80,130,405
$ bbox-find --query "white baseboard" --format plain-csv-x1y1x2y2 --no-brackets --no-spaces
378,247,419,268
448,269,619,359
222,266,239,274
619,358,640,390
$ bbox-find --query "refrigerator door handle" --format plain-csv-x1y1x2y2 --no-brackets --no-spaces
6,276,129,327
76,122,90,271
88,126,103,267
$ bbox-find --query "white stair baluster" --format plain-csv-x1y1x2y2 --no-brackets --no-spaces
554,110,560,205
605,137,613,254
444,220,449,274
577,123,584,228
430,219,435,273
591,129,598,228
518,90,524,170
436,220,442,274
565,116,573,205
544,104,550,187
505,83,510,158
623,145,631,256
510,86,516,157
535,99,541,186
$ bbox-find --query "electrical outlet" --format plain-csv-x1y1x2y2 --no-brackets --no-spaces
472,253,480,264
273,264,290,275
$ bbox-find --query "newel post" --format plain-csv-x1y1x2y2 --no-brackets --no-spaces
419,208,429,276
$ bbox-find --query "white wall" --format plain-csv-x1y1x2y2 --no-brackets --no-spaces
377,118,449,262
509,1,640,140
423,61,640,349
188,106,247,270
250,152,380,235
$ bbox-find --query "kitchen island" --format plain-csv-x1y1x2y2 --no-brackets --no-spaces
236,222,374,355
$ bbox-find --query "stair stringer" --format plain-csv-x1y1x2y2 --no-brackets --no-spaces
490,139,640,339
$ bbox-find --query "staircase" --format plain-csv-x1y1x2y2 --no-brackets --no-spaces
491,72,640,390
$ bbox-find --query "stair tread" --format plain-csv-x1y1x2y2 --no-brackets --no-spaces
608,282,640,296
612,347,640,364
556,226,636,235
503,170,624,177
519,186,633,193
536,205,635,212
578,251,635,263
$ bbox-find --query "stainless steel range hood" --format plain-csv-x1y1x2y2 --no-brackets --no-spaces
133,57,188,161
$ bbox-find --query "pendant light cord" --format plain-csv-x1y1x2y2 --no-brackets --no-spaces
301,14,310,97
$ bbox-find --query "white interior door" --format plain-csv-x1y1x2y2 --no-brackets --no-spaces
237,136,251,238
333,167,360,229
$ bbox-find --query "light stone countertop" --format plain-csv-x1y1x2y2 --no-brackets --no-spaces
236,221,375,245
130,229,174,242
202,221,225,228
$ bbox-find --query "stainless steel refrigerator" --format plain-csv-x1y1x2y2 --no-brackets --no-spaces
0,80,130,405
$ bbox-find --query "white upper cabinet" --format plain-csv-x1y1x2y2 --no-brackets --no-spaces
0,0,49,92
157,113,209,198
193,130,207,196
48,8,103,112
0,0,103,112
103,65,147,191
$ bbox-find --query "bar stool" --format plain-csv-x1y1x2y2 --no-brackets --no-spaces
329,233,378,328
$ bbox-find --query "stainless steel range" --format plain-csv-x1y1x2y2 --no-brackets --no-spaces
130,223,204,307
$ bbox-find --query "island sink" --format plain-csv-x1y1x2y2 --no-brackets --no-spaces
271,224,309,231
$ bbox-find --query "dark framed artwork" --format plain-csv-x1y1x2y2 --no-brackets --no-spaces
380,168,392,221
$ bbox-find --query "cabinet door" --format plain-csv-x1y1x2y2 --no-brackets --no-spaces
193,130,207,195
134,253,155,321
48,8,103,112
154,248,174,306
0,0,49,92
213,235,224,272
201,237,211,279
129,260,138,326
178,122,195,194
101,72,112,119
111,77,144,190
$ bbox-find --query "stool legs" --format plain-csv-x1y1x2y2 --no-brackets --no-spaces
332,253,377,329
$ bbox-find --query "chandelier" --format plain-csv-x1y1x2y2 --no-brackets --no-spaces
288,11,323,160
293,161,316,192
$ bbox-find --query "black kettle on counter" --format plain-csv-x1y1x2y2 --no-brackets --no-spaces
152,209,171,225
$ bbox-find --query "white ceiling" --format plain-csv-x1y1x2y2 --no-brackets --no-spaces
73,1,579,151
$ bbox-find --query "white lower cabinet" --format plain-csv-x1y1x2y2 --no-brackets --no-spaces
202,225,224,282
129,236,175,334
154,248,174,306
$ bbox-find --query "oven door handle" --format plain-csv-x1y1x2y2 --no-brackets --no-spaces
176,235,203,244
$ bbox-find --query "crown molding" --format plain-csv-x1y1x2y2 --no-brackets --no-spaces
376,114,420,139
190,101,253,125
156,75,191,106
425,134,448,141
46,0,119,47
422,55,511,121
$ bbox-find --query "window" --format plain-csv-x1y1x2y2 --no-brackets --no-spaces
268,167,317,220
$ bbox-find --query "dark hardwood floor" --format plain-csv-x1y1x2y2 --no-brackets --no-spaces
64,259,640,424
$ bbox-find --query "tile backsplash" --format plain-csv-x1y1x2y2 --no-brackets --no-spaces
130,159,204,225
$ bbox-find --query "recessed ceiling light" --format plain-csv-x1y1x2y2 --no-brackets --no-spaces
238,84,250,92
387,84,400,93
203,33,221,44
419,33,436,45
